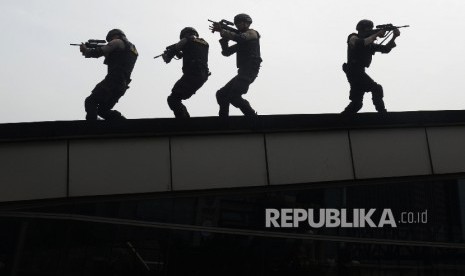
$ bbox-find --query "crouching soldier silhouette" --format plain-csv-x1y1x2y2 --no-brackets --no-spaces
162,27,210,118
210,13,262,117
79,29,138,120
342,19,400,114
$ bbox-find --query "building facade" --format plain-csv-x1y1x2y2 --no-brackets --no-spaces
1,111,465,275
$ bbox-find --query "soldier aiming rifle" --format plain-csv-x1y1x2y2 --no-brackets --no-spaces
156,27,210,118
76,29,138,121
209,13,262,117
341,20,406,114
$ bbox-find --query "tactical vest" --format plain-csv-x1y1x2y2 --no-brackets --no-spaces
182,37,209,74
104,39,138,80
347,33,374,68
236,30,262,70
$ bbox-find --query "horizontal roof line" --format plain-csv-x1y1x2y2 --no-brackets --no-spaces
1,110,465,141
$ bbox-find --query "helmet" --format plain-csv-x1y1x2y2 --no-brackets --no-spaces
356,20,374,31
179,27,198,39
106,29,126,42
234,13,252,24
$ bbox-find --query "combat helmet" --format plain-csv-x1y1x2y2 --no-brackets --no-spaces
106,29,126,42
180,27,199,39
356,20,374,31
234,13,253,24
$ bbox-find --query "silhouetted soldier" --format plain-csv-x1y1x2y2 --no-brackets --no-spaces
80,29,138,120
162,27,210,118
211,13,262,117
342,20,400,114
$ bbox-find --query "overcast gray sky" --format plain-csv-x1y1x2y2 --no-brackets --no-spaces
0,0,464,123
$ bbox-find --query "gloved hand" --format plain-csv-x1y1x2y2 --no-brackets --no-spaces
162,51,173,63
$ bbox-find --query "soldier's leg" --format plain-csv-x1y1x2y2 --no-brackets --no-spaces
168,74,206,118
97,79,127,121
342,68,365,114
84,94,98,121
371,83,386,113
168,76,190,118
342,88,364,114
167,95,189,118
229,74,257,116
355,71,387,113
216,89,230,117
342,72,364,114
85,81,107,121
228,77,256,116
98,98,126,121
216,78,237,117
230,96,257,116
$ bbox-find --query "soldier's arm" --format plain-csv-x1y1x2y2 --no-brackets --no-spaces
219,38,237,56
349,30,385,48
374,29,399,53
82,39,125,58
175,37,190,51
348,35,368,49
374,41,396,53
220,29,258,43
101,39,125,55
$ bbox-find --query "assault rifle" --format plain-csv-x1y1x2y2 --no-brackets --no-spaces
154,43,182,62
208,19,240,34
70,39,106,48
374,24,409,44
376,24,410,31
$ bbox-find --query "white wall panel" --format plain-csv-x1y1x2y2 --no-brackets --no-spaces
69,138,170,196
427,126,465,174
266,131,354,185
350,129,432,179
0,141,67,202
171,134,267,190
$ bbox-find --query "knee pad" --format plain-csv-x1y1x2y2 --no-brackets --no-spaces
84,95,94,106
167,95,180,108
84,95,97,113
216,89,228,105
